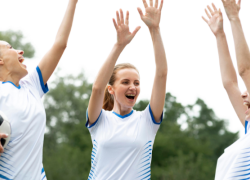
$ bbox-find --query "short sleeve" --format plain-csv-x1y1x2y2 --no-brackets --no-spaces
141,104,163,134
85,109,106,137
21,66,49,98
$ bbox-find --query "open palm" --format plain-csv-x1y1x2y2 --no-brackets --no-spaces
202,4,224,36
138,0,163,29
113,10,141,46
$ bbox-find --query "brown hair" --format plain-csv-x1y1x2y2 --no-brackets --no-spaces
102,63,139,111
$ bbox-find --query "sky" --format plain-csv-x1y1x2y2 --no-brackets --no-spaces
1,0,250,136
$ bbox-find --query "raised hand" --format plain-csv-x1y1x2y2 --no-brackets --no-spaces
221,0,241,21
113,10,141,46
202,4,224,37
137,0,163,29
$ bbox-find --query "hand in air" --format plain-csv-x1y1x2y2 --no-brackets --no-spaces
202,4,224,37
221,0,241,21
113,10,141,46
137,0,163,29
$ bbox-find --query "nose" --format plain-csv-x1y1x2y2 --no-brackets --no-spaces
18,50,24,55
241,91,249,100
129,84,136,90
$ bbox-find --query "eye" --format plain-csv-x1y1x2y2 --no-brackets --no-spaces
10,46,13,49
135,82,140,86
122,81,129,84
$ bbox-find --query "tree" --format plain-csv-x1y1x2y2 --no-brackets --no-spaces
0,30,35,58
43,74,239,180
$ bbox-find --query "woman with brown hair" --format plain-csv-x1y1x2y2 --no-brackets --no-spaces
86,0,167,179
202,0,250,179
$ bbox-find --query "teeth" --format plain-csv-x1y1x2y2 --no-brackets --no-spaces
126,94,135,97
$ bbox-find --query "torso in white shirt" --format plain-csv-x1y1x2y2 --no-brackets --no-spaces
215,121,250,180
86,105,162,180
0,67,48,180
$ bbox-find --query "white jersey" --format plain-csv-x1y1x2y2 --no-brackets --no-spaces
0,66,48,180
86,105,162,180
215,120,250,180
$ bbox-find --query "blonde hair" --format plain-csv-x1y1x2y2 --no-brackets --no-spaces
102,63,139,111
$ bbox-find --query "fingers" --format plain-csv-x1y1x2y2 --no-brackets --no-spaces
113,18,118,30
207,5,214,16
238,0,241,8
0,134,8,154
155,0,159,8
116,11,121,26
202,16,209,24
150,0,153,7
137,7,144,18
125,11,129,26
142,0,149,8
131,26,141,37
205,9,212,19
159,0,163,11
120,9,124,25
0,133,8,139
212,3,218,11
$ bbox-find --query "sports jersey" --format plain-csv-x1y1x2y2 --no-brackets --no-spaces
86,105,162,180
0,66,48,180
215,120,250,180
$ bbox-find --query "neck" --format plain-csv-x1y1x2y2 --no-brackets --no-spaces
0,72,21,87
113,101,133,116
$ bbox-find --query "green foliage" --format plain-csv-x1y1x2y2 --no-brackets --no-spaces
43,74,239,180
0,31,35,58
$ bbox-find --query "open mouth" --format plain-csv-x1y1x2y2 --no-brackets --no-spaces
126,94,135,100
244,102,250,114
19,59,24,64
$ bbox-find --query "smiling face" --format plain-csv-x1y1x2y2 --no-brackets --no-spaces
242,90,250,120
0,41,27,80
108,68,140,111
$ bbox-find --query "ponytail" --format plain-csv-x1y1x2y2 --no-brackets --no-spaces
102,85,114,111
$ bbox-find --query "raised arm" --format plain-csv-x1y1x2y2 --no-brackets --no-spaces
202,4,245,126
38,0,78,84
221,0,250,93
87,10,140,124
138,0,167,122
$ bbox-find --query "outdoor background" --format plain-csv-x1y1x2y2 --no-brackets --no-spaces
0,0,249,179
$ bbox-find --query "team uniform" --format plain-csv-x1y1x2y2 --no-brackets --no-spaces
215,121,250,180
86,105,162,180
0,66,48,180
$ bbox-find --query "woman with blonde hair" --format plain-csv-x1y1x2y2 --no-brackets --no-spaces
0,0,78,179
86,0,167,179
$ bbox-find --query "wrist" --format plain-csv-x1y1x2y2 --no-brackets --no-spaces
229,16,240,22
114,43,126,50
215,31,226,39
149,26,160,34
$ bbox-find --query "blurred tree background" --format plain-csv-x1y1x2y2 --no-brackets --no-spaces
43,72,238,180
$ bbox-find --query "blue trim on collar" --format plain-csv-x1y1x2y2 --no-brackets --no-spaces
2,81,21,89
36,66,49,93
149,104,163,125
112,110,134,119
245,120,248,134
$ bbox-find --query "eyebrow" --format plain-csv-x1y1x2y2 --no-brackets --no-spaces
121,79,140,81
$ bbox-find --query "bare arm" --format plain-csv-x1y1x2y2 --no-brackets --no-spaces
203,4,245,126
38,0,78,84
138,0,167,122
88,10,140,124
222,0,250,94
